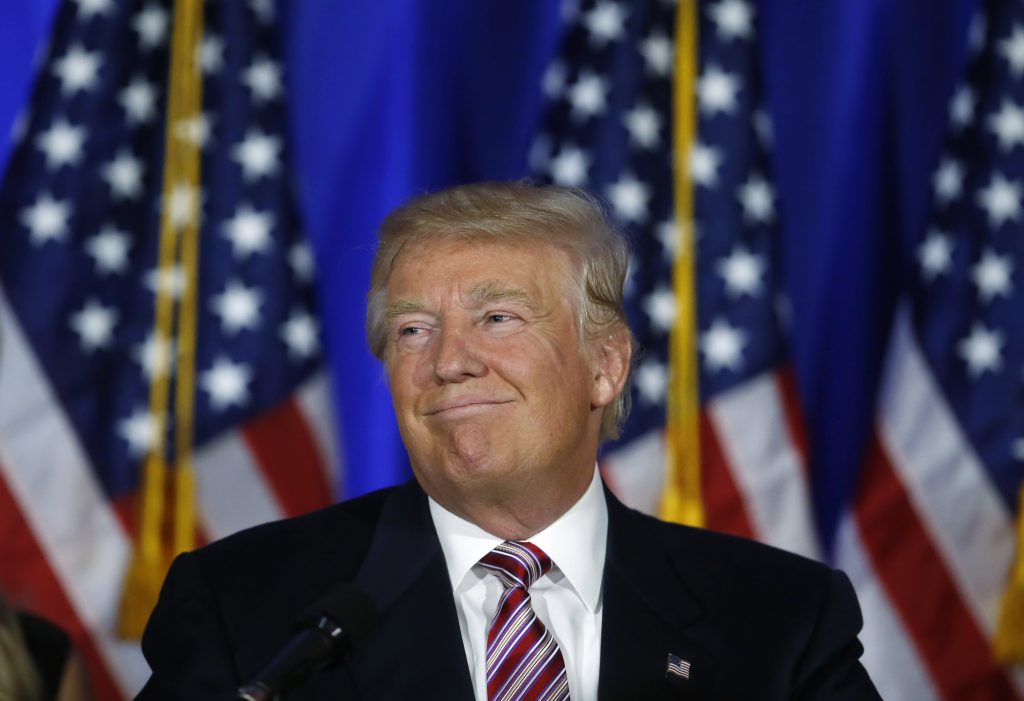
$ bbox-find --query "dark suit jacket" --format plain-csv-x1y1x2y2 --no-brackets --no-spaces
136,480,881,700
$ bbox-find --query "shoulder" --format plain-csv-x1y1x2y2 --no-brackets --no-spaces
140,484,407,698
194,483,397,575
616,500,834,585
608,503,877,697
611,500,857,634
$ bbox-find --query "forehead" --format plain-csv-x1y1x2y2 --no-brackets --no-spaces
386,237,575,304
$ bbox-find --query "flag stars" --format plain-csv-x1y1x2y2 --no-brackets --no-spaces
968,14,987,55
249,0,275,23
607,173,651,224
971,249,1014,302
634,360,668,405
917,230,953,280
738,175,774,224
1000,25,1024,77
85,226,131,275
639,33,673,77
933,158,963,205
753,109,773,146
958,324,1004,376
243,57,283,102
133,5,169,50
11,110,29,144
21,194,71,245
223,205,274,258
698,65,741,115
36,119,86,169
289,242,316,282
567,71,609,121
689,142,723,188
643,287,676,333
583,2,628,46
707,0,754,41
118,409,159,456
977,173,1022,228
717,246,765,297
175,114,213,148
623,104,661,149
281,310,320,360
212,280,263,334
72,0,113,19
988,100,1024,152
134,332,174,379
102,150,144,199
166,183,200,227
950,87,975,130
52,44,102,95
233,130,282,181
119,78,158,125
700,319,746,372
529,133,552,172
70,299,118,351
201,357,253,411
549,145,591,186
542,61,567,98
656,219,682,261
198,34,225,74
145,265,187,299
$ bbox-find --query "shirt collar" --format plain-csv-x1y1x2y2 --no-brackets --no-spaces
428,466,608,613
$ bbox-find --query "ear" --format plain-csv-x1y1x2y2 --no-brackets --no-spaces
590,327,632,409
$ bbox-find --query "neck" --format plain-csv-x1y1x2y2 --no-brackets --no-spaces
437,469,594,541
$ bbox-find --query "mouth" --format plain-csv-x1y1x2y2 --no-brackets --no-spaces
424,399,514,417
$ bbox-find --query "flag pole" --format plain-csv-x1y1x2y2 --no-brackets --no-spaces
119,0,203,639
660,0,704,527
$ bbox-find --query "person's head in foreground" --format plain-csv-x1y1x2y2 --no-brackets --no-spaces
367,180,633,539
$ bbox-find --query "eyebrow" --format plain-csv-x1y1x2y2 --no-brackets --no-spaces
382,298,430,325
466,281,536,310
383,282,537,324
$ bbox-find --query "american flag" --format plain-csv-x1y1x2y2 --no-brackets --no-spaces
846,1,1024,697
532,0,1023,699
0,1,337,699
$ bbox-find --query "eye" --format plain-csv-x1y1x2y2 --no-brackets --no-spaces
399,326,425,336
486,314,515,323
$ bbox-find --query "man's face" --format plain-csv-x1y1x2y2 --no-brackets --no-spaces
383,237,623,526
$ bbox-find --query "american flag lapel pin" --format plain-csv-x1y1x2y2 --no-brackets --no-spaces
666,652,692,680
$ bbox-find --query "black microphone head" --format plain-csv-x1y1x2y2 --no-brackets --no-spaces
303,584,378,654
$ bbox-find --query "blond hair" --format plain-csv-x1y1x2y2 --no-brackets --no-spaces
366,181,634,439
0,601,42,701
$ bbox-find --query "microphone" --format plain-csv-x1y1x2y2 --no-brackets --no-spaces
237,585,378,701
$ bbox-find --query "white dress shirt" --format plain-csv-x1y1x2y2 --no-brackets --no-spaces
428,466,608,701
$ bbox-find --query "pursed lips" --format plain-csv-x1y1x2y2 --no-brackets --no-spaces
423,397,514,416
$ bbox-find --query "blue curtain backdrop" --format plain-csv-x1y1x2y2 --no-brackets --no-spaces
0,0,975,549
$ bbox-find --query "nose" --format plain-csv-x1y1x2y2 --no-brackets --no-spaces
431,324,486,384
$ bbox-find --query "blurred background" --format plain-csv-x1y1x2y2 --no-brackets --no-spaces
0,0,1020,699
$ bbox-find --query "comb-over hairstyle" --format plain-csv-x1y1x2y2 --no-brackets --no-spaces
366,181,635,440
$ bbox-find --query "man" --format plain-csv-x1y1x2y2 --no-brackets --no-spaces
138,182,881,700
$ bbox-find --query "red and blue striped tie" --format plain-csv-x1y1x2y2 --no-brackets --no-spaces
478,541,571,701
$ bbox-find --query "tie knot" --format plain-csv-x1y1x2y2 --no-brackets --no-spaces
478,541,552,590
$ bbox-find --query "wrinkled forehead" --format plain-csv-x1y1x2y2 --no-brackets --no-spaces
385,235,579,308
390,233,576,282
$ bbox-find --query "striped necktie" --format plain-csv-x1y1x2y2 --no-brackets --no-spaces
478,541,571,701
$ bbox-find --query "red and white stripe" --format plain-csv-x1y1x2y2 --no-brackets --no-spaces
0,290,340,700
605,310,1020,700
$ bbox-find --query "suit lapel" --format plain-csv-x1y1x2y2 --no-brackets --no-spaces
598,490,717,700
346,481,475,701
